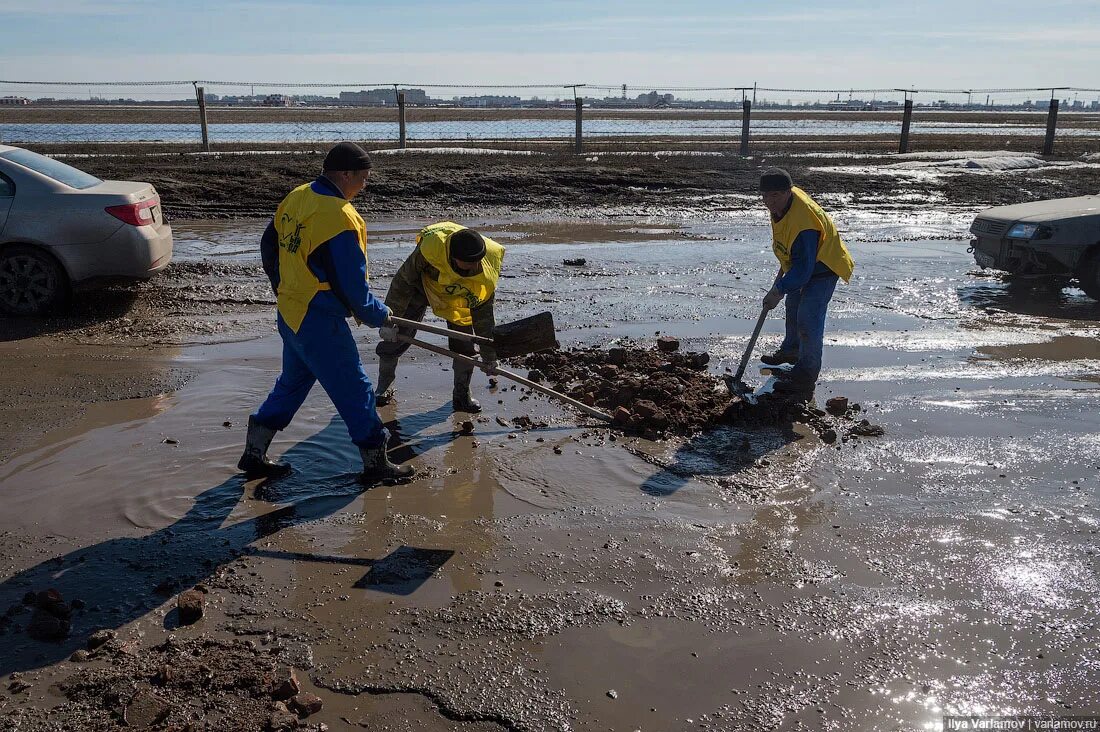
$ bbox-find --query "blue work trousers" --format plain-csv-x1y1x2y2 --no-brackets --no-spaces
253,311,386,448
778,273,839,384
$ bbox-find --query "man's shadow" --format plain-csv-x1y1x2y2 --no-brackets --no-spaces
0,414,450,678
638,396,806,496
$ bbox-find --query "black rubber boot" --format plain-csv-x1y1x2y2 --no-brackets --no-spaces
452,366,481,413
236,416,292,479
771,376,815,402
375,357,398,406
358,444,414,484
760,350,798,367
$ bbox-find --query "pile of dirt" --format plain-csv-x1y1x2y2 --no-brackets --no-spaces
514,340,884,443
5,631,325,731
516,340,728,439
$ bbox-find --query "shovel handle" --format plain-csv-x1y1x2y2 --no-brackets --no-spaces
732,269,783,383
388,316,494,346
732,307,770,383
398,335,613,422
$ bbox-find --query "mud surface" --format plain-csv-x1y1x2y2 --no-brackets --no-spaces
2,194,1100,730
61,144,1100,220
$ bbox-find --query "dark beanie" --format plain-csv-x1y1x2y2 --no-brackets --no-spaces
450,229,486,263
759,167,793,192
323,141,372,171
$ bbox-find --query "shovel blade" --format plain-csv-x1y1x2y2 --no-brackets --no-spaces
492,311,559,358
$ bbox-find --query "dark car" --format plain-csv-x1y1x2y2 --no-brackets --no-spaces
969,195,1100,300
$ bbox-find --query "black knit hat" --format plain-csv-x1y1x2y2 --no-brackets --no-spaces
323,141,372,171
759,167,793,192
450,229,486,262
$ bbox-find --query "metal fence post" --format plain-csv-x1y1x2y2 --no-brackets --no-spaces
1043,98,1058,156
899,98,913,154
194,85,210,152
397,92,407,149
575,98,583,154
739,99,751,156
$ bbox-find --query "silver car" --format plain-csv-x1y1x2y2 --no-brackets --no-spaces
0,145,173,314
969,195,1100,301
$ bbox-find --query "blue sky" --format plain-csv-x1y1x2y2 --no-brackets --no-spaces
0,0,1096,94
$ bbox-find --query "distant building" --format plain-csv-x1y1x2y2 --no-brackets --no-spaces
456,95,522,107
262,94,292,107
339,88,428,105
637,91,674,107
0,96,30,106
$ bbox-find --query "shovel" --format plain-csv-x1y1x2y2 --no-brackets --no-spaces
725,306,770,397
725,269,782,397
389,311,559,358
387,311,611,422
397,334,613,422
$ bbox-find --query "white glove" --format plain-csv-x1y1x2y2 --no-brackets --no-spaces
379,325,398,342
762,286,784,311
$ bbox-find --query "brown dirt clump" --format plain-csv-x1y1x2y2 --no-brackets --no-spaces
514,340,884,443
516,341,729,439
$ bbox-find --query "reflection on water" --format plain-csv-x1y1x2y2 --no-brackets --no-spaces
959,278,1100,321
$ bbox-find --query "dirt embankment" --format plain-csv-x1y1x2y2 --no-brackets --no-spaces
67,147,1100,221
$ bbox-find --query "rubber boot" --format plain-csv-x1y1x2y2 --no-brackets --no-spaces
452,365,481,413
358,443,414,484
760,350,798,367
236,416,292,479
771,375,815,402
375,357,398,406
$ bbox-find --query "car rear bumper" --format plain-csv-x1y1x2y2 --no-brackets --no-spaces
970,236,1073,276
63,223,173,284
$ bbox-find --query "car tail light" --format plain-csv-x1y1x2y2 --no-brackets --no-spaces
106,198,158,226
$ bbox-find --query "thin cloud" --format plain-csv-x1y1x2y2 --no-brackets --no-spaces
0,0,142,15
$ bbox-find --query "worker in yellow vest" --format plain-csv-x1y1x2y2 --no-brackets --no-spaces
758,168,854,399
237,142,413,484
376,222,504,413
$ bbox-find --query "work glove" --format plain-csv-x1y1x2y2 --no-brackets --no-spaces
379,325,398,342
479,359,499,375
762,286,784,312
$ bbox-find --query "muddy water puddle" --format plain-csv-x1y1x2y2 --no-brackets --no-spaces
1,213,1099,730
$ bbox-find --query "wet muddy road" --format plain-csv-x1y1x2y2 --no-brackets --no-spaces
1,209,1098,730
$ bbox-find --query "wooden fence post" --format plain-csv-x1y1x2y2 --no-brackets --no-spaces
575,97,583,154
739,99,751,156
1043,98,1059,156
194,85,210,152
397,92,407,149
899,98,913,154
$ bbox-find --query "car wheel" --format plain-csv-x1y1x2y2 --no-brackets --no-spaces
0,245,70,315
1077,250,1100,302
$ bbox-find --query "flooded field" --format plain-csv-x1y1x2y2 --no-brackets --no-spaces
9,116,1100,145
0,210,1098,730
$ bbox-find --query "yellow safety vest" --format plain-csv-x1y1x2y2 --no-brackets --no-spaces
417,221,505,327
274,182,368,332
771,186,854,283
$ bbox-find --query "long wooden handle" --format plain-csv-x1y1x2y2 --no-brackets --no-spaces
733,307,770,383
732,269,783,383
398,335,613,422
389,316,494,346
